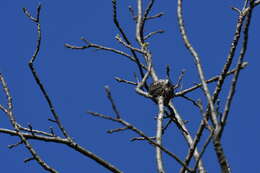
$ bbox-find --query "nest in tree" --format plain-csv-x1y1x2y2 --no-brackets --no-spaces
148,79,175,104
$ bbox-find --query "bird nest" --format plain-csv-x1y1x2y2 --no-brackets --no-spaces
148,79,175,104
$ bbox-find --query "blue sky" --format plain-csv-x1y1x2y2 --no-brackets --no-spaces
1,1,260,172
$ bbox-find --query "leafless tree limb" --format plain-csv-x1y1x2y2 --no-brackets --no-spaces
65,38,145,68
169,103,206,173
0,73,58,173
19,4,124,173
115,35,146,54
193,130,214,172
0,127,123,173
177,0,218,127
87,111,193,172
1,1,259,172
23,5,70,140
175,62,248,96
112,0,148,90
219,0,254,138
156,96,166,173
211,9,246,104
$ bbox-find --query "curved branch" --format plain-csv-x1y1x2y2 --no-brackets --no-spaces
24,5,70,139
177,0,218,127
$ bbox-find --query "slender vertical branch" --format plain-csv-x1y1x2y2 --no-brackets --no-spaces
211,14,245,104
169,103,206,173
135,0,159,82
177,0,218,127
156,96,165,173
179,116,207,173
140,0,155,41
136,0,143,45
219,0,254,138
105,86,121,119
193,131,214,172
23,5,70,139
112,0,148,90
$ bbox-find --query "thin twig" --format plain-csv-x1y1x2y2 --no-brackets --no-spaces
144,30,165,40
105,86,121,119
175,62,248,96
114,77,137,85
65,39,147,69
140,0,156,43
131,136,156,141
128,5,135,19
193,130,214,172
115,35,146,54
18,126,54,137
0,104,7,113
0,74,13,112
146,12,164,20
174,69,186,90
8,141,23,149
180,95,201,109
107,127,129,134
135,51,153,98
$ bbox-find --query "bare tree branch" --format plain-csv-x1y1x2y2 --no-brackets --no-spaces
87,111,193,172
177,0,218,127
169,103,206,173
156,96,166,173
0,127,123,173
219,0,254,138
22,5,124,173
0,72,58,173
24,5,70,139
175,62,248,96
1,1,259,172
112,0,148,90
65,38,146,68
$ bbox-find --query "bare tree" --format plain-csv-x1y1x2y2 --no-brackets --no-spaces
0,0,259,172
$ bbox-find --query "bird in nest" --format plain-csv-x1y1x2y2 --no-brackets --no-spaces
148,79,175,104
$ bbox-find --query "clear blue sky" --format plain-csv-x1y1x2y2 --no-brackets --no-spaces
1,1,260,172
